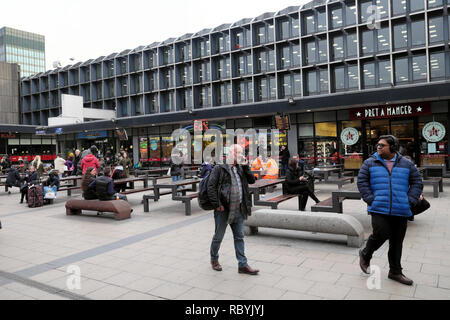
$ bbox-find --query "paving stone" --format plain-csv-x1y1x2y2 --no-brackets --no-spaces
438,275,450,290
279,291,323,300
414,285,450,300
177,287,221,300
240,284,286,300
344,287,391,300
421,263,450,277
303,270,342,284
116,290,162,300
274,276,315,294
307,283,351,300
301,258,335,271
86,285,131,300
148,282,192,300
103,272,144,287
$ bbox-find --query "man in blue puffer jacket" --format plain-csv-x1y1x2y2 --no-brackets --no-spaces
357,135,423,286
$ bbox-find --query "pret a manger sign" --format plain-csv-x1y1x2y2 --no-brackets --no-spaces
350,102,431,120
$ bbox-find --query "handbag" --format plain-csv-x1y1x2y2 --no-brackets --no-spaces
44,186,57,200
411,197,430,216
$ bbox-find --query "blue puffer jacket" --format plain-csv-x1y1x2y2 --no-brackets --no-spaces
357,152,423,218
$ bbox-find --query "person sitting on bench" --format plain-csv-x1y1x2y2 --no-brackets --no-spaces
88,167,127,201
111,164,127,193
44,169,61,191
81,167,98,200
6,165,22,192
20,166,39,204
284,158,320,211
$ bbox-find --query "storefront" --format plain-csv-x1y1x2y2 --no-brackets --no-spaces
296,100,449,170
0,132,56,162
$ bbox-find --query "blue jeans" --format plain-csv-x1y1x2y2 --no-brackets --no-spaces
172,175,183,193
210,210,248,269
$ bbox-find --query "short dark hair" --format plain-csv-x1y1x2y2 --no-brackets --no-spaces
103,166,111,176
379,135,399,152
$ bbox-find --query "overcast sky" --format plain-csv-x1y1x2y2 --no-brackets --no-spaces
1,0,309,71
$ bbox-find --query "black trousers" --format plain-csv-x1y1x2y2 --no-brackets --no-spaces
288,185,320,210
361,213,408,275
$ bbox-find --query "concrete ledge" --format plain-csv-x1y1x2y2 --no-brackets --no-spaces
244,209,365,248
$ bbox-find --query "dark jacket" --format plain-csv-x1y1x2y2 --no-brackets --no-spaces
207,164,255,219
357,152,423,218
280,148,290,165
89,176,115,201
119,158,132,178
45,173,60,190
81,175,97,200
169,159,183,177
24,171,39,186
6,168,21,187
284,165,308,194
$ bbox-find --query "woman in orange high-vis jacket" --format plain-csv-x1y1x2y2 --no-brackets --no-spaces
262,157,279,179
250,157,263,179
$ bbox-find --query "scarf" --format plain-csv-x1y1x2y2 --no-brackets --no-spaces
227,165,241,224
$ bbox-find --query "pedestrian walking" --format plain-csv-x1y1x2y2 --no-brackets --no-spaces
206,144,259,275
357,135,423,286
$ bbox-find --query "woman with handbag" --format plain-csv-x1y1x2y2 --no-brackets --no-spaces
284,158,320,211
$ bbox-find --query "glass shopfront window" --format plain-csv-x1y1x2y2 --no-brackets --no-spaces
341,121,363,169
419,114,448,166
315,122,338,166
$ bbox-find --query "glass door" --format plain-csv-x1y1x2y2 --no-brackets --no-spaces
391,119,415,162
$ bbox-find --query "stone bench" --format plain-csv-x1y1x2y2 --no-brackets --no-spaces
423,177,443,198
66,199,132,220
244,209,365,248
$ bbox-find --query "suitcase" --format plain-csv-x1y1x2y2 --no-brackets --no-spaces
28,184,44,208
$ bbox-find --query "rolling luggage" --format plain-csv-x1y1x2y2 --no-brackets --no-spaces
28,184,44,208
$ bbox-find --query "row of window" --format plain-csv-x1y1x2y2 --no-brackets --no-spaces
22,50,450,112
5,46,45,59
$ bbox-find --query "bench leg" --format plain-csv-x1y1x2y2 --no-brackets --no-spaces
439,181,443,192
244,226,258,236
184,200,191,216
143,197,149,212
347,234,364,248
433,185,439,198
68,189,72,197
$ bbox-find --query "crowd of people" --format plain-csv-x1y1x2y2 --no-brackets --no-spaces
2,145,134,204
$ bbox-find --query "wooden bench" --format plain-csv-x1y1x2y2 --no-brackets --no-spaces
312,190,362,213
66,199,132,220
173,193,199,216
316,176,355,190
423,177,443,198
142,191,174,212
244,209,365,248
255,193,301,210
58,186,81,196
120,186,155,196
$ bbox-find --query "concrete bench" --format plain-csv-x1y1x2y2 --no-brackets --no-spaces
255,194,301,210
317,176,355,190
66,199,132,220
423,177,443,198
244,209,365,248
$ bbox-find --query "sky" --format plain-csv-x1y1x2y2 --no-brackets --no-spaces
0,0,309,71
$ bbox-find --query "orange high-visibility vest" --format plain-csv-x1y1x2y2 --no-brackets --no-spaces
251,158,263,178
262,158,279,179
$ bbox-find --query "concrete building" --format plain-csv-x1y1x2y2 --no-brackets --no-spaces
14,0,450,169
0,27,46,78
0,61,20,124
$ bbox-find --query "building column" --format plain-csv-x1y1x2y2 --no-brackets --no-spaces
132,136,139,165
288,124,298,157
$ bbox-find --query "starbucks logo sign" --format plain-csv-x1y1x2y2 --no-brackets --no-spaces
341,127,360,146
423,122,446,143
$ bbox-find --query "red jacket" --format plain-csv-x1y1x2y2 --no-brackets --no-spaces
81,154,100,174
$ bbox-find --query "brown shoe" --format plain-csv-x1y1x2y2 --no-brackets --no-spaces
211,261,222,272
388,272,413,286
359,250,370,274
238,265,259,275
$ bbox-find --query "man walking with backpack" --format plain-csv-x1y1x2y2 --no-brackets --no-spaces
206,144,259,275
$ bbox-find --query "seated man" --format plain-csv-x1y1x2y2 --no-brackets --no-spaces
6,165,22,190
88,167,128,201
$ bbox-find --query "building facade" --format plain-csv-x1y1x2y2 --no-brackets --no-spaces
0,61,20,124
0,27,46,78
17,0,450,170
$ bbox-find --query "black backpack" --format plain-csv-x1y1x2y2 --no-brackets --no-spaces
198,166,222,211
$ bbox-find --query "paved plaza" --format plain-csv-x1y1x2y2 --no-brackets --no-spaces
0,178,450,300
